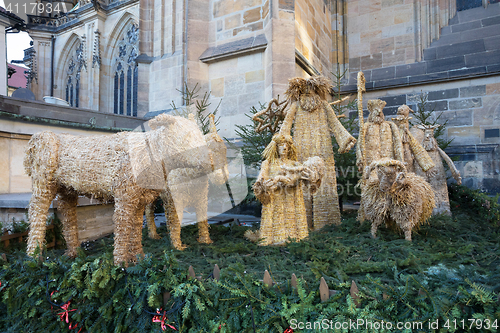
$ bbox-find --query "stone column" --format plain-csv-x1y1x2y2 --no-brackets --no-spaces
264,0,296,101
136,0,155,117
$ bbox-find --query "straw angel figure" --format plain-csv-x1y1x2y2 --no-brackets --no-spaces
279,76,356,229
246,134,325,245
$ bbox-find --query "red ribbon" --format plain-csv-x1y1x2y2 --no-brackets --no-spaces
284,328,294,333
152,309,177,331
58,301,77,323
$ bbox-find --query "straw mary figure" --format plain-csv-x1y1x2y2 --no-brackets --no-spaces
246,134,325,245
391,105,435,174
144,114,229,250
279,76,356,229
410,124,462,215
23,114,214,265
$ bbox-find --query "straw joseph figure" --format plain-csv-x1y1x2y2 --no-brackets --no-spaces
410,124,462,215
279,76,356,229
144,114,229,250
246,134,325,245
23,114,214,265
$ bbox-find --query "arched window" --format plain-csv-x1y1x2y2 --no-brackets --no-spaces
65,41,86,107
113,23,139,117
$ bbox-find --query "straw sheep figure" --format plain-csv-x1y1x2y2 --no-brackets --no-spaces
279,76,356,229
23,114,213,265
360,159,435,241
144,114,229,250
410,124,462,215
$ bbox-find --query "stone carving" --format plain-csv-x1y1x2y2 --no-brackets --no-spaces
23,114,213,265
278,76,356,228
92,30,101,68
410,124,462,215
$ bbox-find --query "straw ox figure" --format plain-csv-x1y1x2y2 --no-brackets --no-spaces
144,114,229,250
23,114,214,265
360,159,435,241
411,124,462,215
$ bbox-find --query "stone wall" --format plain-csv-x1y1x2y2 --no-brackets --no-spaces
295,0,333,75
212,0,269,41
347,0,456,68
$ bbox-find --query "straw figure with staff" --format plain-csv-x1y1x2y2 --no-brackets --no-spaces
278,76,357,229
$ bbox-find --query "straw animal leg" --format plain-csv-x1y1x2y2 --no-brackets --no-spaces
145,201,161,239
370,217,385,239
129,201,146,263
27,182,57,255
57,191,79,258
112,190,138,266
162,191,186,250
196,196,212,244
402,222,413,241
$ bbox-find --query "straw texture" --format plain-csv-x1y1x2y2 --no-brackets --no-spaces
280,76,356,228
248,134,325,245
360,159,435,241
144,114,229,249
410,125,462,215
24,114,212,265
392,105,435,173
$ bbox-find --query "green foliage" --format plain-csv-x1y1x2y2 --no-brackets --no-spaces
411,92,453,150
233,102,274,170
449,183,500,225
11,219,29,234
1,207,499,332
170,82,221,135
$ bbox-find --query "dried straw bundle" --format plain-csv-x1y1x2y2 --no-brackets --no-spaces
410,125,462,215
360,159,435,241
24,114,213,265
144,114,229,249
249,134,325,245
280,76,356,228
392,105,434,173
356,99,404,173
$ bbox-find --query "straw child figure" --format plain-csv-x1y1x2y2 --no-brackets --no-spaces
391,104,435,174
410,124,462,215
279,76,356,229
246,134,325,245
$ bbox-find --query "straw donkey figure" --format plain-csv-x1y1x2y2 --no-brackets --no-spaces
360,159,435,241
279,76,356,229
410,124,462,215
23,114,214,265
144,114,229,250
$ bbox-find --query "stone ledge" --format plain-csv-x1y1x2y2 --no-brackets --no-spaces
199,34,267,63
445,144,499,155
0,193,113,209
341,64,500,94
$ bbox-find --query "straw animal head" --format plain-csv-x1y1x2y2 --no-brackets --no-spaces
205,114,229,186
367,99,387,124
397,105,414,117
365,158,407,193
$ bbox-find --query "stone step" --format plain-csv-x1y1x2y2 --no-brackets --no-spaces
422,38,500,61
430,22,500,48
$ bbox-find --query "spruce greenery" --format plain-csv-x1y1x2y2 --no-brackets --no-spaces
1,196,499,332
